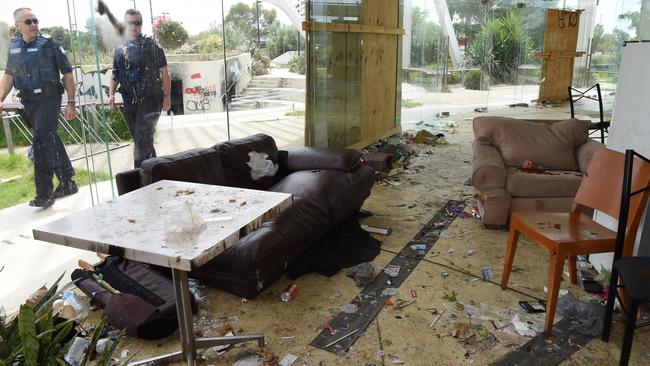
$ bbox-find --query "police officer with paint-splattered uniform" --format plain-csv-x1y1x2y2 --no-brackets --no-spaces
0,8,78,208
108,8,171,168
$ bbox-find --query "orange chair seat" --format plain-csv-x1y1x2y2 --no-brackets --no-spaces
513,212,617,253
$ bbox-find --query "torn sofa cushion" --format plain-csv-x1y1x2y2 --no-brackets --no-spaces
139,148,226,186
473,117,588,171
213,133,280,190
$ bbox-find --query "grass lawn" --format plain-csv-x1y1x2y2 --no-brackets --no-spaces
402,99,422,109
285,110,305,116
0,154,111,210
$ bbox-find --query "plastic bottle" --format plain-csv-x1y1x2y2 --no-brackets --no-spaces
62,291,89,319
64,337,91,366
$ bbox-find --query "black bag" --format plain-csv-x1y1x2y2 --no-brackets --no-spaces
72,256,197,340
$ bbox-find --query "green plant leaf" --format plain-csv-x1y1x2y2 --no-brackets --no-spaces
18,304,39,366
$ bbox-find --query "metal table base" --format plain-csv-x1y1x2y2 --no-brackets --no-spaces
129,269,265,365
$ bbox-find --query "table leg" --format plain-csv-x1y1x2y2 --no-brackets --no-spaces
128,268,264,366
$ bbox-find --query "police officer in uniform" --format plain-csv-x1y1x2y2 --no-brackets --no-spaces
0,7,78,208
108,9,171,168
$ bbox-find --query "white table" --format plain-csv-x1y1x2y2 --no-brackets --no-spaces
33,180,293,365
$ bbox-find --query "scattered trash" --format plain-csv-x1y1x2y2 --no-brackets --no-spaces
429,308,446,328
440,271,449,278
382,288,399,297
519,300,547,313
480,267,493,281
341,303,359,314
346,263,375,287
188,278,209,305
448,248,455,253
410,243,427,255
543,286,568,297
414,130,441,145
62,290,89,319
410,290,417,298
279,353,298,366
120,349,129,358
64,337,91,366
511,314,537,337
324,329,359,348
361,224,392,235
233,351,266,366
395,299,416,310
466,249,476,257
557,293,605,336
391,355,405,364
280,283,299,302
95,338,110,354
442,291,458,302
384,264,401,278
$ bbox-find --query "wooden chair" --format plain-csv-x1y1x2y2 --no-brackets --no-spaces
500,147,650,335
601,150,650,366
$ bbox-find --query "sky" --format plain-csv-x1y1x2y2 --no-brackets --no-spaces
0,0,293,36
0,0,642,38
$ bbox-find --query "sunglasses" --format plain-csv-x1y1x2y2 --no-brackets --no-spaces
18,18,39,26
127,20,142,27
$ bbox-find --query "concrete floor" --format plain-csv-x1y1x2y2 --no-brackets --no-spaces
1,85,647,365
109,105,649,365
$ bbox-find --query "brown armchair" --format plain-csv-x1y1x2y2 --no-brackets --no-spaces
472,116,604,228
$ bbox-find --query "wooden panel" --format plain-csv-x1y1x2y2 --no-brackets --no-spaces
302,22,405,35
359,1,399,145
538,9,582,102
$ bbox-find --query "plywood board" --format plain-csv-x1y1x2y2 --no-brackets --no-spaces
538,9,583,102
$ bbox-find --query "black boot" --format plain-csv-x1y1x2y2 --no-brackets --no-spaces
53,180,78,199
29,195,55,208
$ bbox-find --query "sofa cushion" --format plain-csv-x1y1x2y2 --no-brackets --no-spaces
213,134,280,190
269,166,374,221
139,148,226,186
506,168,583,198
473,117,589,171
283,147,361,172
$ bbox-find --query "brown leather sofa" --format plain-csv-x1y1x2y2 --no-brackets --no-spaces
115,133,375,298
472,117,604,228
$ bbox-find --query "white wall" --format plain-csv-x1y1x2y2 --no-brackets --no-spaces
592,41,650,272
168,53,252,114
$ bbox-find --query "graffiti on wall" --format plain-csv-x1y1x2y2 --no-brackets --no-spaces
183,73,217,112
74,66,115,103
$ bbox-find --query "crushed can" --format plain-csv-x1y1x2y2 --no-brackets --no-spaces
280,283,298,302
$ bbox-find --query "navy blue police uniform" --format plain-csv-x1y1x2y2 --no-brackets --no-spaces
5,34,75,204
112,34,166,168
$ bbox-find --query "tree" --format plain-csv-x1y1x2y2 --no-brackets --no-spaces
618,11,640,37
224,2,277,51
267,22,302,59
465,9,533,84
41,26,71,50
155,18,189,50
447,0,491,43
410,7,443,67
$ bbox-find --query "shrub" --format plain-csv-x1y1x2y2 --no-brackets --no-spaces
463,70,488,90
288,56,305,75
447,70,463,85
465,10,533,84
